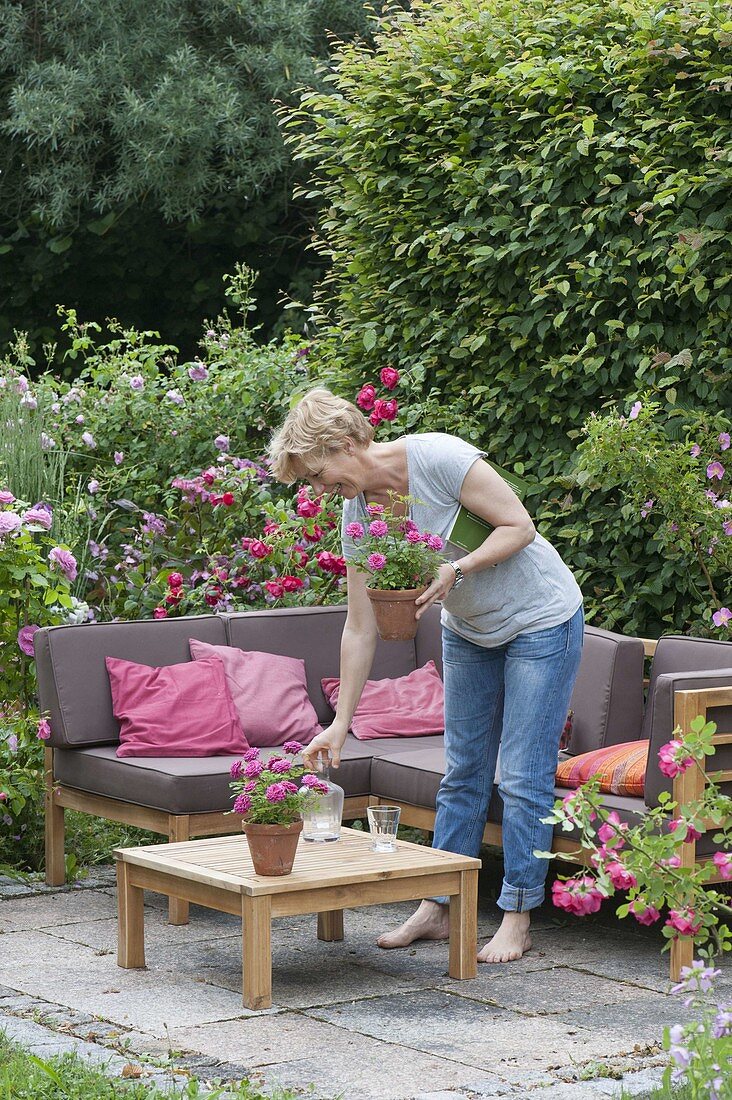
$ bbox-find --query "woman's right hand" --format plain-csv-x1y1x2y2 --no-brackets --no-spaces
301,723,349,772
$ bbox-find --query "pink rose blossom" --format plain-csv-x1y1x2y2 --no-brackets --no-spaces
244,760,265,778
356,384,377,411
0,490,15,504
265,782,288,803
668,818,702,842
243,747,261,761
249,540,272,559
707,461,725,480
265,580,285,598
233,794,252,815
658,739,694,778
269,758,292,774
712,852,732,880
214,434,230,452
406,529,423,543
666,909,701,936
301,773,323,788
629,899,661,925
597,811,627,848
297,497,321,518
551,876,604,916
369,519,388,537
606,861,637,891
129,375,144,391
345,522,364,540
367,552,387,571
153,607,168,619
114,451,124,465
373,397,398,421
0,512,23,536
81,431,96,448
22,506,52,530
230,760,245,779
426,534,444,551
380,367,400,390
17,624,40,656
188,363,209,381
36,719,51,741
283,740,304,755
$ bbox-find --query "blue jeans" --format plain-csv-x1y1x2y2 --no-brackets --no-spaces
432,606,584,912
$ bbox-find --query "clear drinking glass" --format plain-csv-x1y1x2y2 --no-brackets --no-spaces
367,805,401,852
300,767,344,842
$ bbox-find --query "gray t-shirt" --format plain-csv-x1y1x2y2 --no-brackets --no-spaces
341,432,583,648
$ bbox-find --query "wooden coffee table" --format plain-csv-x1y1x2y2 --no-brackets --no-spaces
115,827,480,1009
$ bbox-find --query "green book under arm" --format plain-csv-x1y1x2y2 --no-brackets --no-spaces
447,460,529,554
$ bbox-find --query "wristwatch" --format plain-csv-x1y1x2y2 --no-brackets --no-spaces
447,561,465,589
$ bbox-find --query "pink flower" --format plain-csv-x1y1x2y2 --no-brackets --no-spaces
369,409,383,427
597,812,627,848
0,512,23,536
666,909,701,937
690,443,701,458
356,384,377,411
230,760,245,778
265,782,288,803
606,861,637,891
426,534,444,551
629,401,642,420
168,572,183,589
723,520,732,536
712,852,732,880
551,876,604,916
345,521,364,539
629,899,661,925
366,503,385,515
707,461,725,480
380,367,400,390
302,524,324,543
49,546,78,581
712,607,732,628
17,624,40,656
233,793,252,815
265,580,285,598
214,434,230,452
243,747,261,761
81,431,96,448
282,740,304,755
367,552,387,571
719,433,730,451
369,519,388,537
244,760,264,778
668,818,702,842
297,497,321,518
114,451,124,465
373,397,398,421
281,575,304,592
269,758,292,774
129,375,144,391
281,780,300,794
315,551,346,576
301,773,323,788
22,506,52,530
188,363,209,381
640,499,655,518
406,529,422,543
36,719,51,741
87,479,100,494
658,739,694,778
661,855,682,869
153,607,168,619
0,490,15,504
249,540,272,559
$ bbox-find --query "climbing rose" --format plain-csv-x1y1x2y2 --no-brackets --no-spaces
36,719,51,741
712,852,732,880
668,818,702,842
297,497,321,518
22,506,52,530
345,522,365,539
373,397,398,421
658,739,694,778
188,363,208,381
666,909,702,937
629,899,661,925
0,512,23,536
380,367,400,390
48,547,78,582
249,540,272,559
17,624,40,656
81,431,96,448
129,375,144,391
356,384,377,411
551,877,604,915
168,572,183,589
605,861,637,891
153,607,168,619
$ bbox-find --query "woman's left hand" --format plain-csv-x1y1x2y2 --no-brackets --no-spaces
414,562,457,619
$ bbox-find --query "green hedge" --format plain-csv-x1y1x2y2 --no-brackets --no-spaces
286,0,732,634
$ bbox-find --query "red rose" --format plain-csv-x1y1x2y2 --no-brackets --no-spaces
380,367,400,390
153,607,168,619
373,397,398,421
209,493,222,506
250,540,272,558
165,591,183,606
302,525,324,544
205,593,220,606
263,520,279,535
297,498,321,518
369,410,382,427
265,579,285,598
281,575,304,592
168,572,183,589
202,469,216,486
356,384,377,411
293,550,309,568
222,492,235,506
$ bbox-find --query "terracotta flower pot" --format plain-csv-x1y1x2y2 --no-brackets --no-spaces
366,585,428,642
243,820,303,876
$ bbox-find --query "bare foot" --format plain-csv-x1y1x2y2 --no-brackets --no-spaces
377,900,449,949
478,911,532,963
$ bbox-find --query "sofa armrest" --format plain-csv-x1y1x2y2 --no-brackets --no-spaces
644,670,732,809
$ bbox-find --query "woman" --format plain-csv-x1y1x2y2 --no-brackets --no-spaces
268,388,583,963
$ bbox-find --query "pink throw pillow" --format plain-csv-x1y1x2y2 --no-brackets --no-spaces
189,640,322,747
107,655,248,758
321,661,444,740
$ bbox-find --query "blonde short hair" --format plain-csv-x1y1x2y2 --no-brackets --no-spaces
268,387,374,484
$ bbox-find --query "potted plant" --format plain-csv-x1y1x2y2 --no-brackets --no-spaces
348,495,446,641
229,741,328,875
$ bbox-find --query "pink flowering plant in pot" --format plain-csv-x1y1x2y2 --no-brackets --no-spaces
229,741,329,875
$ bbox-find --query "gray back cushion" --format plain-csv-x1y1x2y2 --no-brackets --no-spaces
566,626,645,756
225,604,418,723
35,615,227,748
641,635,732,741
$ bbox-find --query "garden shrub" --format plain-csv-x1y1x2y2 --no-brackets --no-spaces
285,0,732,634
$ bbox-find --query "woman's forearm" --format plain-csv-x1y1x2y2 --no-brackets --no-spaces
332,625,378,734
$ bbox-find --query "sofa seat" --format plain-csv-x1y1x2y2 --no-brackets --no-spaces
53,735,448,814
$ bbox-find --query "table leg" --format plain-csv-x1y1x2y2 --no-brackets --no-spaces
117,861,146,969
317,910,344,941
448,869,478,980
242,895,272,1010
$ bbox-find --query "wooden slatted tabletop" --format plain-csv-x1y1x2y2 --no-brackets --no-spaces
114,827,481,1010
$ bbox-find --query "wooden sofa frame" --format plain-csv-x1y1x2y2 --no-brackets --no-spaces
44,639,731,979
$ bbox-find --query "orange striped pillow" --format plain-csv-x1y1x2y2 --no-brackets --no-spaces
555,740,649,797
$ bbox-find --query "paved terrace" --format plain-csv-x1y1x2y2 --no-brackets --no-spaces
1,853,730,1100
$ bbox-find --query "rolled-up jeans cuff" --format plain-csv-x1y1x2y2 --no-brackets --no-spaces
429,895,449,906
497,880,544,913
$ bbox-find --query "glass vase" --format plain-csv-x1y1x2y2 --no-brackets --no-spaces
300,766,344,842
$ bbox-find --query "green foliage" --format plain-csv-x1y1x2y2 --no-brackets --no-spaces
0,0,384,357
285,0,732,635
